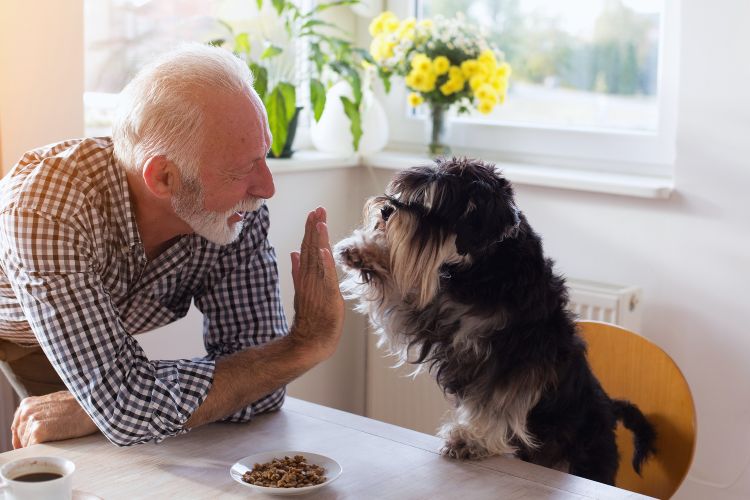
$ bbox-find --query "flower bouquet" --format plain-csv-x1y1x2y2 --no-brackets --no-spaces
369,12,511,155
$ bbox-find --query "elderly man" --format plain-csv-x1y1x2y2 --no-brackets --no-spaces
0,44,344,448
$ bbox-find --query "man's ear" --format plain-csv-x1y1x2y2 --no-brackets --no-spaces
143,155,179,199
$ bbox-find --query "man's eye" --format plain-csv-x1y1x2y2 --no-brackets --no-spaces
381,205,394,222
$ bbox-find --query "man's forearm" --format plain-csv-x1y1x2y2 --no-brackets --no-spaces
184,333,319,429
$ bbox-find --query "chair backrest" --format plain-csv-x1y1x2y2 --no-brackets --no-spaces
578,320,696,499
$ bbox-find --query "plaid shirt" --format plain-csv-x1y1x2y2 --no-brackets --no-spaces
0,138,288,446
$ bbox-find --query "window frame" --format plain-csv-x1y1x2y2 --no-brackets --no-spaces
380,0,681,177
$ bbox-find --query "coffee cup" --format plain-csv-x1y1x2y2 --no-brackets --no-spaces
0,456,74,500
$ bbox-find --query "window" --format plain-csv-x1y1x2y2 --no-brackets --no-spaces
83,0,308,137
384,0,679,175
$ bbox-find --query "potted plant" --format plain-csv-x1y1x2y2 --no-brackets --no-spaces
368,12,511,156
213,0,371,158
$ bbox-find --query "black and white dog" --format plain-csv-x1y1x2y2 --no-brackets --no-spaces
334,157,656,485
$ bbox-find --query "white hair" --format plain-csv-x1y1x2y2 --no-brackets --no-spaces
112,43,255,179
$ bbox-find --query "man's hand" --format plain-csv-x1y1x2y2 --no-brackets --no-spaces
289,207,345,363
185,206,346,429
11,390,99,448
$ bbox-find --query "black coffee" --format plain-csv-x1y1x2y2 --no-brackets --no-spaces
12,472,63,482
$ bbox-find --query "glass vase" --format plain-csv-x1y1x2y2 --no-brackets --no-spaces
426,103,451,157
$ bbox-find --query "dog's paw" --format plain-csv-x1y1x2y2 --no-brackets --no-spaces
336,245,364,269
440,438,490,460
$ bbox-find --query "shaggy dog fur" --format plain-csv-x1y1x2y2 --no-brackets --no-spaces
334,157,656,485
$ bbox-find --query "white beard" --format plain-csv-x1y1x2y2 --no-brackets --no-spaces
172,176,263,245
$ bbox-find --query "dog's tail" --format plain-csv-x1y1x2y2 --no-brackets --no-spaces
612,399,657,475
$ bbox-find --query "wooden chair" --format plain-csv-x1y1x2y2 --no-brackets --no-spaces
578,320,696,499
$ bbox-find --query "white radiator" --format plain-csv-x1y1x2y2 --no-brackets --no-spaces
364,279,643,435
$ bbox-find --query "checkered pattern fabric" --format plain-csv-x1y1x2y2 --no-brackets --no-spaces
0,138,288,445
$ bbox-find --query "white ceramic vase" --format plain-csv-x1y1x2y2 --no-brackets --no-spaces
310,80,388,156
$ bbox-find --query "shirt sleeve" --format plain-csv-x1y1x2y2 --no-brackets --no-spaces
193,204,289,422
0,207,215,446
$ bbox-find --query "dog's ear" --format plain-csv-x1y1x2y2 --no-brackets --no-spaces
454,176,520,255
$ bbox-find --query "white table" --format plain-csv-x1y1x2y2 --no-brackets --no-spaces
0,397,652,499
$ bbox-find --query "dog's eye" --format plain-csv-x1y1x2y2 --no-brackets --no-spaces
380,205,394,222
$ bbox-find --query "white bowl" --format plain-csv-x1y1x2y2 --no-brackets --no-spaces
229,451,342,496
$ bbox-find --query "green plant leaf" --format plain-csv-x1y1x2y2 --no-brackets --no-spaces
300,19,333,31
277,82,297,122
261,44,283,60
217,19,234,36
313,0,359,14
340,96,362,151
249,63,268,101
378,67,392,94
207,38,225,48
330,62,362,105
354,47,376,65
265,87,289,158
310,42,326,74
272,0,285,15
234,33,251,57
310,79,326,122
256,0,263,10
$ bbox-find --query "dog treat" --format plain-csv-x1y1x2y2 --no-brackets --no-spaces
241,455,326,488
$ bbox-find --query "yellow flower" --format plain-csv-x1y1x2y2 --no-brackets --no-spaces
411,53,432,73
407,68,437,93
433,56,450,75
408,92,424,107
461,59,479,78
496,62,512,79
477,100,495,114
417,19,433,30
440,81,458,96
406,70,426,90
478,49,497,66
475,83,496,102
384,19,400,32
421,71,437,92
396,17,416,39
477,59,496,78
469,74,485,91
369,11,398,37
369,19,384,37
448,66,463,80
489,75,507,92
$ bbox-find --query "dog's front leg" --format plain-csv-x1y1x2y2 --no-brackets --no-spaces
439,420,492,460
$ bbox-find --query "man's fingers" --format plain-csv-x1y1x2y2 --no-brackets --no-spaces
12,400,30,449
291,252,301,290
320,248,339,285
316,221,331,250
26,421,48,447
300,211,316,270
309,210,321,257
12,425,20,449
20,416,39,448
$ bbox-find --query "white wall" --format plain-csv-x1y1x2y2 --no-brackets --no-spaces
0,0,84,173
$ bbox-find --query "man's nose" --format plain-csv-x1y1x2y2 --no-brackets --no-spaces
249,158,275,199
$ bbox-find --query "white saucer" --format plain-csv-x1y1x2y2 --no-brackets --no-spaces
229,451,341,496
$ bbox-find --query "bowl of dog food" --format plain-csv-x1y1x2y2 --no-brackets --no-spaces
229,451,341,496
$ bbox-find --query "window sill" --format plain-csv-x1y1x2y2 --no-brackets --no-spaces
268,150,359,174
268,149,674,200
362,151,674,200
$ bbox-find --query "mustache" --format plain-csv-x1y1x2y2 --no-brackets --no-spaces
231,197,264,214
